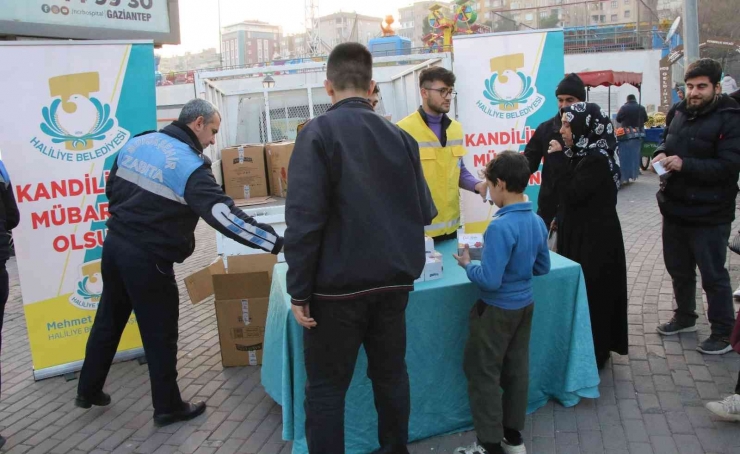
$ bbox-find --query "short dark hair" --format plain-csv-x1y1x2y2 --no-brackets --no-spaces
684,58,723,85
627,94,636,102
483,151,530,194
419,67,456,88
326,43,373,91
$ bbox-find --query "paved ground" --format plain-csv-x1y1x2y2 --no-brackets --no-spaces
2,172,740,454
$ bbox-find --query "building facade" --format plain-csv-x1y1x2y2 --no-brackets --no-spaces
158,48,220,73
221,21,282,67
475,0,659,29
316,12,383,50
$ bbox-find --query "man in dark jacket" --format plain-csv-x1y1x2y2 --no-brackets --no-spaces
75,99,283,426
653,59,740,355
0,158,18,449
524,73,586,228
284,43,436,454
616,94,648,128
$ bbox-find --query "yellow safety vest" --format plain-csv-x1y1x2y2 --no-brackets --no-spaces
398,110,467,238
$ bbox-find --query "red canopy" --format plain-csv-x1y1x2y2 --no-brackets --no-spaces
575,70,643,89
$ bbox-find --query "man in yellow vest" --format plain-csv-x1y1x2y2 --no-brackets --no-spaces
398,67,487,240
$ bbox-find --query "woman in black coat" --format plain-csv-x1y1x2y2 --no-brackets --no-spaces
554,102,628,370
0,159,19,449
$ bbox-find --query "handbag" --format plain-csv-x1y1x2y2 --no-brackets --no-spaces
547,228,557,253
729,231,740,255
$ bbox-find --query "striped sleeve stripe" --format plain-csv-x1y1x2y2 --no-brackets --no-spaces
211,203,277,252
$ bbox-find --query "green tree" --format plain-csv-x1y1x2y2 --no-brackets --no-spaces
493,12,518,33
538,11,560,29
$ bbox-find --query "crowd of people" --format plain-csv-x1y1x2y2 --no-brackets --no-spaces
0,41,739,453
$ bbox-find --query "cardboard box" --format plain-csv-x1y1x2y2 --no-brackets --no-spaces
184,254,277,367
458,230,484,261
221,145,269,200
424,252,444,281
265,142,295,198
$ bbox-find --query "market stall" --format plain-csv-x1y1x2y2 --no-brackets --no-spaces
261,240,601,454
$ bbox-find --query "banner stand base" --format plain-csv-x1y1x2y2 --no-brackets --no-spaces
33,347,145,381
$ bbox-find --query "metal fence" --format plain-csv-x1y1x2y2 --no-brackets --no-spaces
564,29,657,54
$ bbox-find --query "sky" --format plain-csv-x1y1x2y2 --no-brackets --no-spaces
158,0,415,57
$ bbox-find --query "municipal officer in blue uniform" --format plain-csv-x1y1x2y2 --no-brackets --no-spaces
75,99,283,427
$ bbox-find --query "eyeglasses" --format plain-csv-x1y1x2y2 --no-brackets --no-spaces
424,87,457,98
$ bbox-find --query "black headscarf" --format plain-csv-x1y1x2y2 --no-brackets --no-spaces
561,102,621,190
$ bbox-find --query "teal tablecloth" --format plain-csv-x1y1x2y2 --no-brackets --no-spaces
261,240,600,454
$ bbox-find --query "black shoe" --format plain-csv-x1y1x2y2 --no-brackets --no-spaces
0,435,6,450
697,335,733,355
656,317,697,336
153,401,206,427
75,391,111,409
596,351,611,370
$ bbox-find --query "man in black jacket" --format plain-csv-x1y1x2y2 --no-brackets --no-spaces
616,94,648,128
75,99,283,426
653,59,740,355
524,73,586,228
0,158,18,450
284,43,436,454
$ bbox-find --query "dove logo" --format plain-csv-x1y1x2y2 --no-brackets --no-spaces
70,259,104,310
34,72,130,163
476,53,545,120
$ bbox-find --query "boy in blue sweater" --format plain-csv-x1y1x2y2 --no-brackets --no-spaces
453,151,551,454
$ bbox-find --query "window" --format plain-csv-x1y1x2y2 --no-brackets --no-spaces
611,14,618,21
490,0,502,6
624,0,630,3
540,11,548,18
511,2,520,8
624,10,631,18
600,14,606,22
612,0,618,8
591,15,599,22
525,13,533,21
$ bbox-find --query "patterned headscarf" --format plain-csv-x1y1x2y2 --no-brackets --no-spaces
561,102,621,190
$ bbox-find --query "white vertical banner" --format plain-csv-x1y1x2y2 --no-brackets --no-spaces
0,41,156,379
453,30,565,232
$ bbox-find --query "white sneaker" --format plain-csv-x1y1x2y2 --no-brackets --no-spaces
705,394,740,421
454,442,488,454
502,439,527,454
734,286,740,299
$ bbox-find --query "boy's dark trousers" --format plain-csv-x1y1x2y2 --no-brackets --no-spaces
303,292,410,454
464,300,533,445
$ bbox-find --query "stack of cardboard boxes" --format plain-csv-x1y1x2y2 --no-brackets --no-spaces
184,251,278,367
182,140,298,368
220,142,295,202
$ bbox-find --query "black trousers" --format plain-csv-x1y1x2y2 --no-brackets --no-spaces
662,219,735,337
303,292,410,454
78,232,183,414
0,260,8,396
